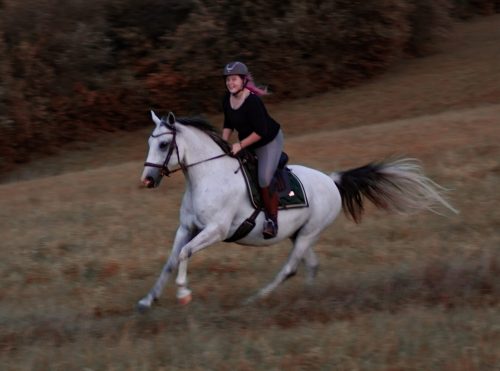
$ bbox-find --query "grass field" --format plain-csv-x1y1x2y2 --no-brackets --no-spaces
1,15,499,371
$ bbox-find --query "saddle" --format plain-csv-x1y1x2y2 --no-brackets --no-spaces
237,150,309,210
224,150,309,242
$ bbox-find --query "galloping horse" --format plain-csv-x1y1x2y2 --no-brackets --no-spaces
138,111,456,311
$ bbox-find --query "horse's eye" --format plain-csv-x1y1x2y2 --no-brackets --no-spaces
159,141,169,150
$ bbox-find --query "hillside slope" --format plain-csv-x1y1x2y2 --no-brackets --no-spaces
0,103,498,371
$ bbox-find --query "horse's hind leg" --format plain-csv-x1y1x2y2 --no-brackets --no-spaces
246,231,320,303
302,248,319,285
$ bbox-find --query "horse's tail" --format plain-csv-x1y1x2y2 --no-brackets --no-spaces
330,158,458,223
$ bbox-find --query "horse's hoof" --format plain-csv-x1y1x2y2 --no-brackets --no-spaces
178,292,192,305
137,297,152,313
243,289,270,305
137,303,150,314
242,295,257,306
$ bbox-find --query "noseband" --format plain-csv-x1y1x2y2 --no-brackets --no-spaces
144,124,228,177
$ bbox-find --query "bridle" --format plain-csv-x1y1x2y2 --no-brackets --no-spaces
143,124,228,177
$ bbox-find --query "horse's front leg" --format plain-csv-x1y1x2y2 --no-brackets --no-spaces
178,223,226,262
137,226,192,311
175,259,192,305
174,223,228,305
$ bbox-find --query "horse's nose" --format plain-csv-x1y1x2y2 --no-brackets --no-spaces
143,176,155,188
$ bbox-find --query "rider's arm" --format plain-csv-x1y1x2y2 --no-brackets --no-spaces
240,132,261,149
222,128,233,142
231,132,262,155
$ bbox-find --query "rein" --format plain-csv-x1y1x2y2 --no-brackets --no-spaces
144,126,229,177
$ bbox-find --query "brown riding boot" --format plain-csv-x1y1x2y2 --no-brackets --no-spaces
260,186,279,239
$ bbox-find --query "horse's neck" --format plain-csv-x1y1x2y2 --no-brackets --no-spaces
180,126,238,185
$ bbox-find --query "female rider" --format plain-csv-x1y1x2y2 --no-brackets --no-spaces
221,61,284,239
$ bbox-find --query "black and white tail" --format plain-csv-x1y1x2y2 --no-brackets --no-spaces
330,158,458,223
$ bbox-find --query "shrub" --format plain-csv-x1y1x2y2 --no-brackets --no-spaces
405,0,454,56
1,0,494,171
0,31,15,173
452,0,500,18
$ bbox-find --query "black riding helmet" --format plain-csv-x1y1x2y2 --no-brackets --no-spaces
223,61,249,96
223,61,249,76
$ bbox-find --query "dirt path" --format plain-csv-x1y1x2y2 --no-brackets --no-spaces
1,14,499,184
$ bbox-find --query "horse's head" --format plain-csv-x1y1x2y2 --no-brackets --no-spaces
141,111,181,188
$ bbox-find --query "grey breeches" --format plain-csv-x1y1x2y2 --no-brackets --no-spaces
255,130,284,188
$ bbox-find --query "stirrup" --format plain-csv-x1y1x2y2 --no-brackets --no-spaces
263,218,278,239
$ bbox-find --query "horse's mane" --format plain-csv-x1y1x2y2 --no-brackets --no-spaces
176,116,231,154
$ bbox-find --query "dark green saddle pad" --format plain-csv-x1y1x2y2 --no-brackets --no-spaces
238,154,309,210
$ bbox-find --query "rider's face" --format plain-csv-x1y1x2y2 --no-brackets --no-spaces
226,75,244,94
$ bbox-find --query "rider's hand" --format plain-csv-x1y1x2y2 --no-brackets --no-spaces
231,142,242,156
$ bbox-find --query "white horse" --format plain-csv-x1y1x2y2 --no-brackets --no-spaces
138,111,457,311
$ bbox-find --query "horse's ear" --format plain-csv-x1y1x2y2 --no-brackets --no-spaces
167,112,176,127
151,110,162,127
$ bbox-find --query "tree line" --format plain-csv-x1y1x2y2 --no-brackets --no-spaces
0,0,498,172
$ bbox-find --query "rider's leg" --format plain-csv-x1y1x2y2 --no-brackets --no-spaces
260,186,279,239
255,130,284,239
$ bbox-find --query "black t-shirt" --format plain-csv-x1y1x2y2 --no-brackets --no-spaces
222,92,281,149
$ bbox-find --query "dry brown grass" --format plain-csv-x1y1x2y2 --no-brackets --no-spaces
1,15,499,371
